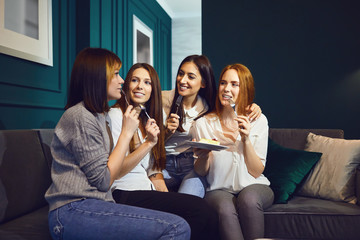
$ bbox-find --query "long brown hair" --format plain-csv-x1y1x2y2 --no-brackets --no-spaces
66,47,122,113
113,63,166,170
168,55,217,132
214,64,255,117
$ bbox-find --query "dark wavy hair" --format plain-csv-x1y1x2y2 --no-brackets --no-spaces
168,55,217,132
113,63,166,170
66,47,122,113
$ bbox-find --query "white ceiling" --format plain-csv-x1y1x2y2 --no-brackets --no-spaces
156,0,201,18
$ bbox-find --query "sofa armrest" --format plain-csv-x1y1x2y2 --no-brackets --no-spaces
357,166,360,206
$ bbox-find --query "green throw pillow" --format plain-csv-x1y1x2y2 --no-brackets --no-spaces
264,138,322,204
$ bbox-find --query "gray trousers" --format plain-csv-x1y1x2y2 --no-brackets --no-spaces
205,184,274,240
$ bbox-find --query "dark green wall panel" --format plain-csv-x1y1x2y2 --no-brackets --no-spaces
100,0,113,50
0,105,64,130
0,0,76,130
82,0,171,87
0,0,170,130
89,0,101,47
76,0,90,53
128,0,157,66
202,0,360,139
159,22,171,90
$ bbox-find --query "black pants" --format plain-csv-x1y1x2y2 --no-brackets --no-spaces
113,190,220,240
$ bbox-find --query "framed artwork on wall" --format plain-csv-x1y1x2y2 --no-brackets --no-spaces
0,0,53,66
133,15,153,65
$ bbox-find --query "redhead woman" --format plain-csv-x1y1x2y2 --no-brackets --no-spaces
108,63,220,240
45,48,191,240
191,63,274,240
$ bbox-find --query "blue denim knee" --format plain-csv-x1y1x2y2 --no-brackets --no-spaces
48,198,191,240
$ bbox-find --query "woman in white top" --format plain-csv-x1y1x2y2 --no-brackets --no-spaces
191,64,274,240
162,55,262,197
108,63,220,240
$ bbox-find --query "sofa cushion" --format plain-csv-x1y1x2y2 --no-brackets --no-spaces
268,128,344,150
0,206,51,240
264,196,360,239
0,130,52,224
264,138,322,203
37,129,54,169
298,133,360,204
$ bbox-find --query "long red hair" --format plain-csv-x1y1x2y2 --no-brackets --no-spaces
214,64,255,117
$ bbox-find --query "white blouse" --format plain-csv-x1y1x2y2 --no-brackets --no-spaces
164,95,208,156
108,107,159,191
190,114,270,194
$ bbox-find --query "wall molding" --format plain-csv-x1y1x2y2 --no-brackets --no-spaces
0,0,74,109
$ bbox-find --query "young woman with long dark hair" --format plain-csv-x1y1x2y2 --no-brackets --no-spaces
108,63,220,240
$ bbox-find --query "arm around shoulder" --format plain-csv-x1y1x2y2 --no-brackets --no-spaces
162,89,175,117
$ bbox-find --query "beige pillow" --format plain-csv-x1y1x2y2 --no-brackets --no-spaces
298,132,360,204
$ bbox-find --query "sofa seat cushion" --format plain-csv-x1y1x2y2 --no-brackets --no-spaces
0,206,51,240
264,196,360,239
0,130,52,224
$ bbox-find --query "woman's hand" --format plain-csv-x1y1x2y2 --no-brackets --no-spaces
246,103,262,122
122,105,140,137
165,113,180,134
145,118,160,147
193,146,211,176
235,115,251,142
193,148,211,161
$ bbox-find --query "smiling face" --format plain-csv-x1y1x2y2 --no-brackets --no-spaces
176,61,204,99
128,67,152,106
218,69,240,107
107,66,124,101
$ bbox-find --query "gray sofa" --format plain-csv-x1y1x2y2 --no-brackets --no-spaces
0,129,53,240
0,128,359,239
265,129,360,239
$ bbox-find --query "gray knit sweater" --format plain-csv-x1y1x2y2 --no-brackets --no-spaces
45,102,114,211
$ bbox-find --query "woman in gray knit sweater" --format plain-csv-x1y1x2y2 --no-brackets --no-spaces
45,48,190,240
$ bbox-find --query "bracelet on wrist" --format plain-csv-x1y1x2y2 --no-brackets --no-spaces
149,173,163,178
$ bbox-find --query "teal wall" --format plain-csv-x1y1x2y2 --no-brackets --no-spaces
0,0,171,130
76,0,172,89
202,0,360,139
0,0,76,130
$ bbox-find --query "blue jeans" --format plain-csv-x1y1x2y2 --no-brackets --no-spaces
48,198,190,240
164,152,208,198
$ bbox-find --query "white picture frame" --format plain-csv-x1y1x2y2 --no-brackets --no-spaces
133,15,153,65
0,0,53,66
